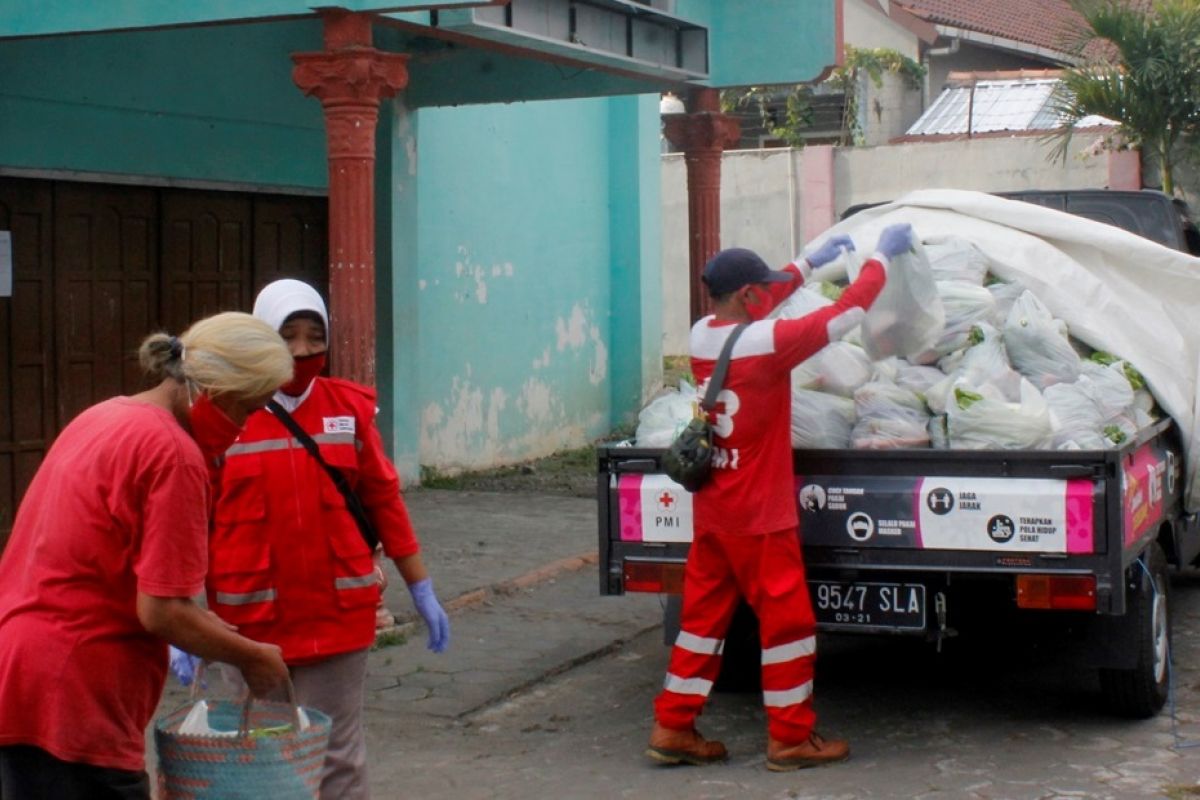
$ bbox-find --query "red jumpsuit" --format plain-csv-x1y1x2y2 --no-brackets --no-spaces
654,258,886,744
207,377,419,663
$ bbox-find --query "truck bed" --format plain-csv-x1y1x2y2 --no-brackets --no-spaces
599,419,1185,622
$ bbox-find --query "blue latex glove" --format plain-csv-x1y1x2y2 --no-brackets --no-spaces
876,223,915,259
409,578,450,654
805,234,856,269
169,645,201,687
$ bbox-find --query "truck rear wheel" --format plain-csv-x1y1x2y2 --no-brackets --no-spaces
1099,542,1170,718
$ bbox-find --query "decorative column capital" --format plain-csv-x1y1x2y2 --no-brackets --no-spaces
661,112,741,153
292,48,409,160
292,48,410,107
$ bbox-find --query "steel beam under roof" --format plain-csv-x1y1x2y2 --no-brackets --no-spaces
395,0,708,82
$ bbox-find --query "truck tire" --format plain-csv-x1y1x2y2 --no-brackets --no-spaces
1099,542,1170,718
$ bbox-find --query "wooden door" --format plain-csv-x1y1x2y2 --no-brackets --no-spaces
161,190,254,333
0,179,54,547
54,183,159,429
253,195,328,295
0,178,327,549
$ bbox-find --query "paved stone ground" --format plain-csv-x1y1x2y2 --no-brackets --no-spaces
151,489,1200,799
370,568,1200,800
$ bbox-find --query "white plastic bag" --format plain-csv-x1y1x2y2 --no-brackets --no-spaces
987,280,1026,327
1078,360,1135,421
1003,291,1082,389
769,285,834,320
791,341,874,397
1044,381,1109,450
916,281,997,361
791,389,856,448
851,381,930,449
946,378,1053,450
853,240,945,361
635,382,698,447
923,235,990,285
894,363,949,399
178,700,238,737
927,323,1021,414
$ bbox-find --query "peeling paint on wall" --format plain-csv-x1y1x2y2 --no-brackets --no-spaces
553,302,608,385
588,324,608,385
517,376,558,423
486,387,507,440
452,245,516,306
420,371,488,463
555,303,589,351
531,347,551,370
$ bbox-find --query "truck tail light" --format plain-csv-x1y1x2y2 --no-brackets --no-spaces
1015,574,1097,611
624,561,685,594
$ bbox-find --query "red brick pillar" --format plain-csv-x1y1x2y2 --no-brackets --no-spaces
662,88,741,323
292,10,408,387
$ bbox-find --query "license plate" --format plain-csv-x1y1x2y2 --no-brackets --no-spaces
810,580,926,631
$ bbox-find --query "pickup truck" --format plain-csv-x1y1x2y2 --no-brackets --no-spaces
598,189,1200,718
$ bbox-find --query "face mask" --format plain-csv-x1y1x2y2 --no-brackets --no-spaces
279,352,326,397
188,389,245,461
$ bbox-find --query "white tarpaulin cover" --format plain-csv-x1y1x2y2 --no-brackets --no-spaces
809,189,1200,511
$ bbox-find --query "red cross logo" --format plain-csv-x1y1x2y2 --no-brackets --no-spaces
657,491,675,511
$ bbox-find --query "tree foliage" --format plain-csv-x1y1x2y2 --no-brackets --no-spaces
721,46,925,148
1049,0,1200,194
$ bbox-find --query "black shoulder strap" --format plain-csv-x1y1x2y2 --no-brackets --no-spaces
700,323,748,412
266,399,380,551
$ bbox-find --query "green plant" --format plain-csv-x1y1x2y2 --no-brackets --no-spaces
721,46,924,148
1048,0,1200,194
373,630,408,650
720,85,815,147
827,46,926,146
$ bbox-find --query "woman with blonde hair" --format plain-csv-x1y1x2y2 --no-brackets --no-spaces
0,311,295,800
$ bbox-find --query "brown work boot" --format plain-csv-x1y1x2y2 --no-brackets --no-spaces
766,731,849,771
645,722,728,766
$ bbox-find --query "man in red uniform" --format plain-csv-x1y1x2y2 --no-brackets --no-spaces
646,223,914,771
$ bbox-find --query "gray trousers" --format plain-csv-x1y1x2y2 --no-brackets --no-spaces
230,648,371,800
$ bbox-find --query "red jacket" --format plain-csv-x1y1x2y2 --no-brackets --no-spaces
207,378,420,663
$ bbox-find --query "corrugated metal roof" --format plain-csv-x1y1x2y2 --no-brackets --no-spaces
906,77,1116,136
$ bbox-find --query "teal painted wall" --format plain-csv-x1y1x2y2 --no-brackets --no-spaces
0,21,327,189
676,0,838,86
382,94,662,476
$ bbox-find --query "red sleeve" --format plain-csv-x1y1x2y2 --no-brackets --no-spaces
771,259,886,369
744,262,807,320
355,414,421,559
135,458,209,597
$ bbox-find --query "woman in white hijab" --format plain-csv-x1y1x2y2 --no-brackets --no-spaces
200,279,448,800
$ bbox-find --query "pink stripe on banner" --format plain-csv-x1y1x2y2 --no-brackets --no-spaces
1065,479,1094,554
619,475,644,542
911,477,924,549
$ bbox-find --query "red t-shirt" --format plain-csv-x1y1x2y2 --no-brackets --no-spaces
0,398,209,772
691,260,886,535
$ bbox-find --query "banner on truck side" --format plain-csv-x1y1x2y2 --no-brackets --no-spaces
617,473,1100,553
797,475,1097,553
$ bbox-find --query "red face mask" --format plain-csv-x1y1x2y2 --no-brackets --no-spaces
743,285,770,321
189,391,244,462
280,352,326,397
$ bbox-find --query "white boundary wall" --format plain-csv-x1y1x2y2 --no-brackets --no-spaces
662,136,1118,355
